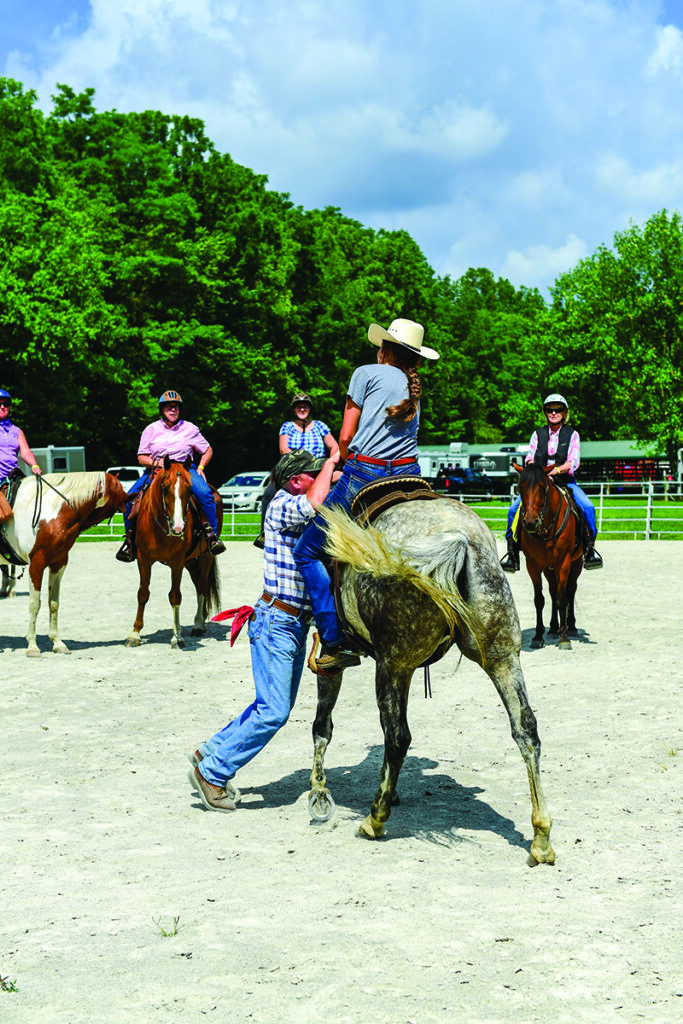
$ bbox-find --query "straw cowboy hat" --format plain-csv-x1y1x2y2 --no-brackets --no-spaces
367,318,439,361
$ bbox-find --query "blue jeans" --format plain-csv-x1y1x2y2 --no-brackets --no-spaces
197,599,309,786
506,481,597,541
123,465,218,532
293,458,420,647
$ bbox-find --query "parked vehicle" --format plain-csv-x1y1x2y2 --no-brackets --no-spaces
441,466,493,498
106,465,145,485
219,471,271,511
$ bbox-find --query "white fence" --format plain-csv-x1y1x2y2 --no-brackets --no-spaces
82,480,683,543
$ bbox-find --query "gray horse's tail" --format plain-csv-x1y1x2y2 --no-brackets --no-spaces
321,506,485,663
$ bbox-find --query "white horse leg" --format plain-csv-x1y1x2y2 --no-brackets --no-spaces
26,577,43,657
48,566,71,654
0,565,17,598
169,565,184,649
487,653,554,865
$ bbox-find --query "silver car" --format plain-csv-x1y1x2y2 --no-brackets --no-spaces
218,470,271,511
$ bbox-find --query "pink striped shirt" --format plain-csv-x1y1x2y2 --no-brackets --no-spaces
138,419,210,463
526,427,580,475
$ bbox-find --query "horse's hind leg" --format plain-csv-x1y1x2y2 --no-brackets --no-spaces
360,662,412,840
0,565,17,598
527,566,546,648
47,566,70,654
488,654,554,865
308,668,344,822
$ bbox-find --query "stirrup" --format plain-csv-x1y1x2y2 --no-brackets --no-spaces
115,537,136,563
500,552,519,574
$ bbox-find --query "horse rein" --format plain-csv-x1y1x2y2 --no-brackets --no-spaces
30,474,78,531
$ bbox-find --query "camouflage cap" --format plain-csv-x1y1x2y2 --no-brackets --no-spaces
274,450,327,489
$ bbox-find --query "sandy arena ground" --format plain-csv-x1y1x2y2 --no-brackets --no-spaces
1,538,681,1024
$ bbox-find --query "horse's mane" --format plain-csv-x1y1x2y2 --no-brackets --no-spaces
21,472,106,515
520,462,547,485
320,505,486,664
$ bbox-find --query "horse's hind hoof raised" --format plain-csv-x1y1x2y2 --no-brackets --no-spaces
308,789,336,823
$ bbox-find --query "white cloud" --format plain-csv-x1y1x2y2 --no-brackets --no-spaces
501,235,589,288
596,152,683,203
644,24,683,78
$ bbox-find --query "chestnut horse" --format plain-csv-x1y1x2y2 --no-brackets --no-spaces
514,462,583,650
125,457,221,649
3,472,127,656
306,499,554,866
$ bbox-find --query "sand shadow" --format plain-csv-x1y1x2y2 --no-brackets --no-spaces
234,745,529,853
521,625,596,650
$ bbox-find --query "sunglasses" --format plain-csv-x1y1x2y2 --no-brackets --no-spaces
0,401,11,408
546,407,564,414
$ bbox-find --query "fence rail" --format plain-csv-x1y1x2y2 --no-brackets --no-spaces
79,479,683,544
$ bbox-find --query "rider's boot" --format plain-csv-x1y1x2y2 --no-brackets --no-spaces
115,526,136,563
203,523,226,555
583,527,603,570
499,536,520,573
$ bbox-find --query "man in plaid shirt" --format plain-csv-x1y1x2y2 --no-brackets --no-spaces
188,449,344,812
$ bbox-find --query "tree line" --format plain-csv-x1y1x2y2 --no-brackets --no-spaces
1,78,681,481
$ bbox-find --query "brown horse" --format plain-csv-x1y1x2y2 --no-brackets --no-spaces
125,457,221,649
3,472,127,656
515,462,583,650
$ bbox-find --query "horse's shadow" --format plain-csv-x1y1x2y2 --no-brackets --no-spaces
233,745,529,853
521,626,596,650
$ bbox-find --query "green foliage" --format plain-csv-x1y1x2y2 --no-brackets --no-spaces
0,77,679,481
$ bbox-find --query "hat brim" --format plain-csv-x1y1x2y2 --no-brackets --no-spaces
367,323,440,361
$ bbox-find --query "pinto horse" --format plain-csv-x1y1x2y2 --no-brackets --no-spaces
306,498,554,866
514,462,583,650
125,457,221,649
3,472,127,656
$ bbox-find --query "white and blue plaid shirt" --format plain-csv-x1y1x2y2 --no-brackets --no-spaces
262,489,316,610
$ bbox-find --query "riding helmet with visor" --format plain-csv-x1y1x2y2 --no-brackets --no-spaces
0,388,11,401
159,390,183,407
291,392,312,409
543,393,568,412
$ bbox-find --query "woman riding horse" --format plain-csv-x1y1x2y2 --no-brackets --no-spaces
116,390,225,562
0,388,42,480
293,318,440,674
500,393,603,573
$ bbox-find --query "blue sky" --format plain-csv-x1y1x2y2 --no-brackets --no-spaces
3,0,683,293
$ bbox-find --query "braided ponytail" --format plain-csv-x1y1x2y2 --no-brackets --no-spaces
381,341,422,422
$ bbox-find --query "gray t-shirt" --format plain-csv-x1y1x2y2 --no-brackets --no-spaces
347,363,420,460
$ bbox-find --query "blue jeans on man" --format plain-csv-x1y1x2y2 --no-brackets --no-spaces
196,599,309,785
506,481,597,541
293,458,420,648
124,464,218,532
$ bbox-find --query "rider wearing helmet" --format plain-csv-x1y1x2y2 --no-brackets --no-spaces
279,392,338,458
115,390,225,562
0,388,42,479
500,393,603,572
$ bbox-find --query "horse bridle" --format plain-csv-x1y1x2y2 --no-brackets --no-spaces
154,475,189,538
521,475,571,542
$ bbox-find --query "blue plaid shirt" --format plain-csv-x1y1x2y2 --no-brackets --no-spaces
262,489,316,610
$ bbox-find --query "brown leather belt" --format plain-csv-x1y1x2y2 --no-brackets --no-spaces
347,453,417,467
259,592,308,618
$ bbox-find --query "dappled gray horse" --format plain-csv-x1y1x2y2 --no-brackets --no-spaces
308,497,554,866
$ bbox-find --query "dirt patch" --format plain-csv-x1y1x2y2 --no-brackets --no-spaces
1,540,681,1023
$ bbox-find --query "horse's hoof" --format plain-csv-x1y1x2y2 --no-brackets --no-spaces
308,789,336,823
529,839,556,866
125,636,141,647
26,649,41,658
190,627,205,637
558,639,572,651
530,638,545,649
359,815,385,840
172,638,185,649
52,644,71,655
